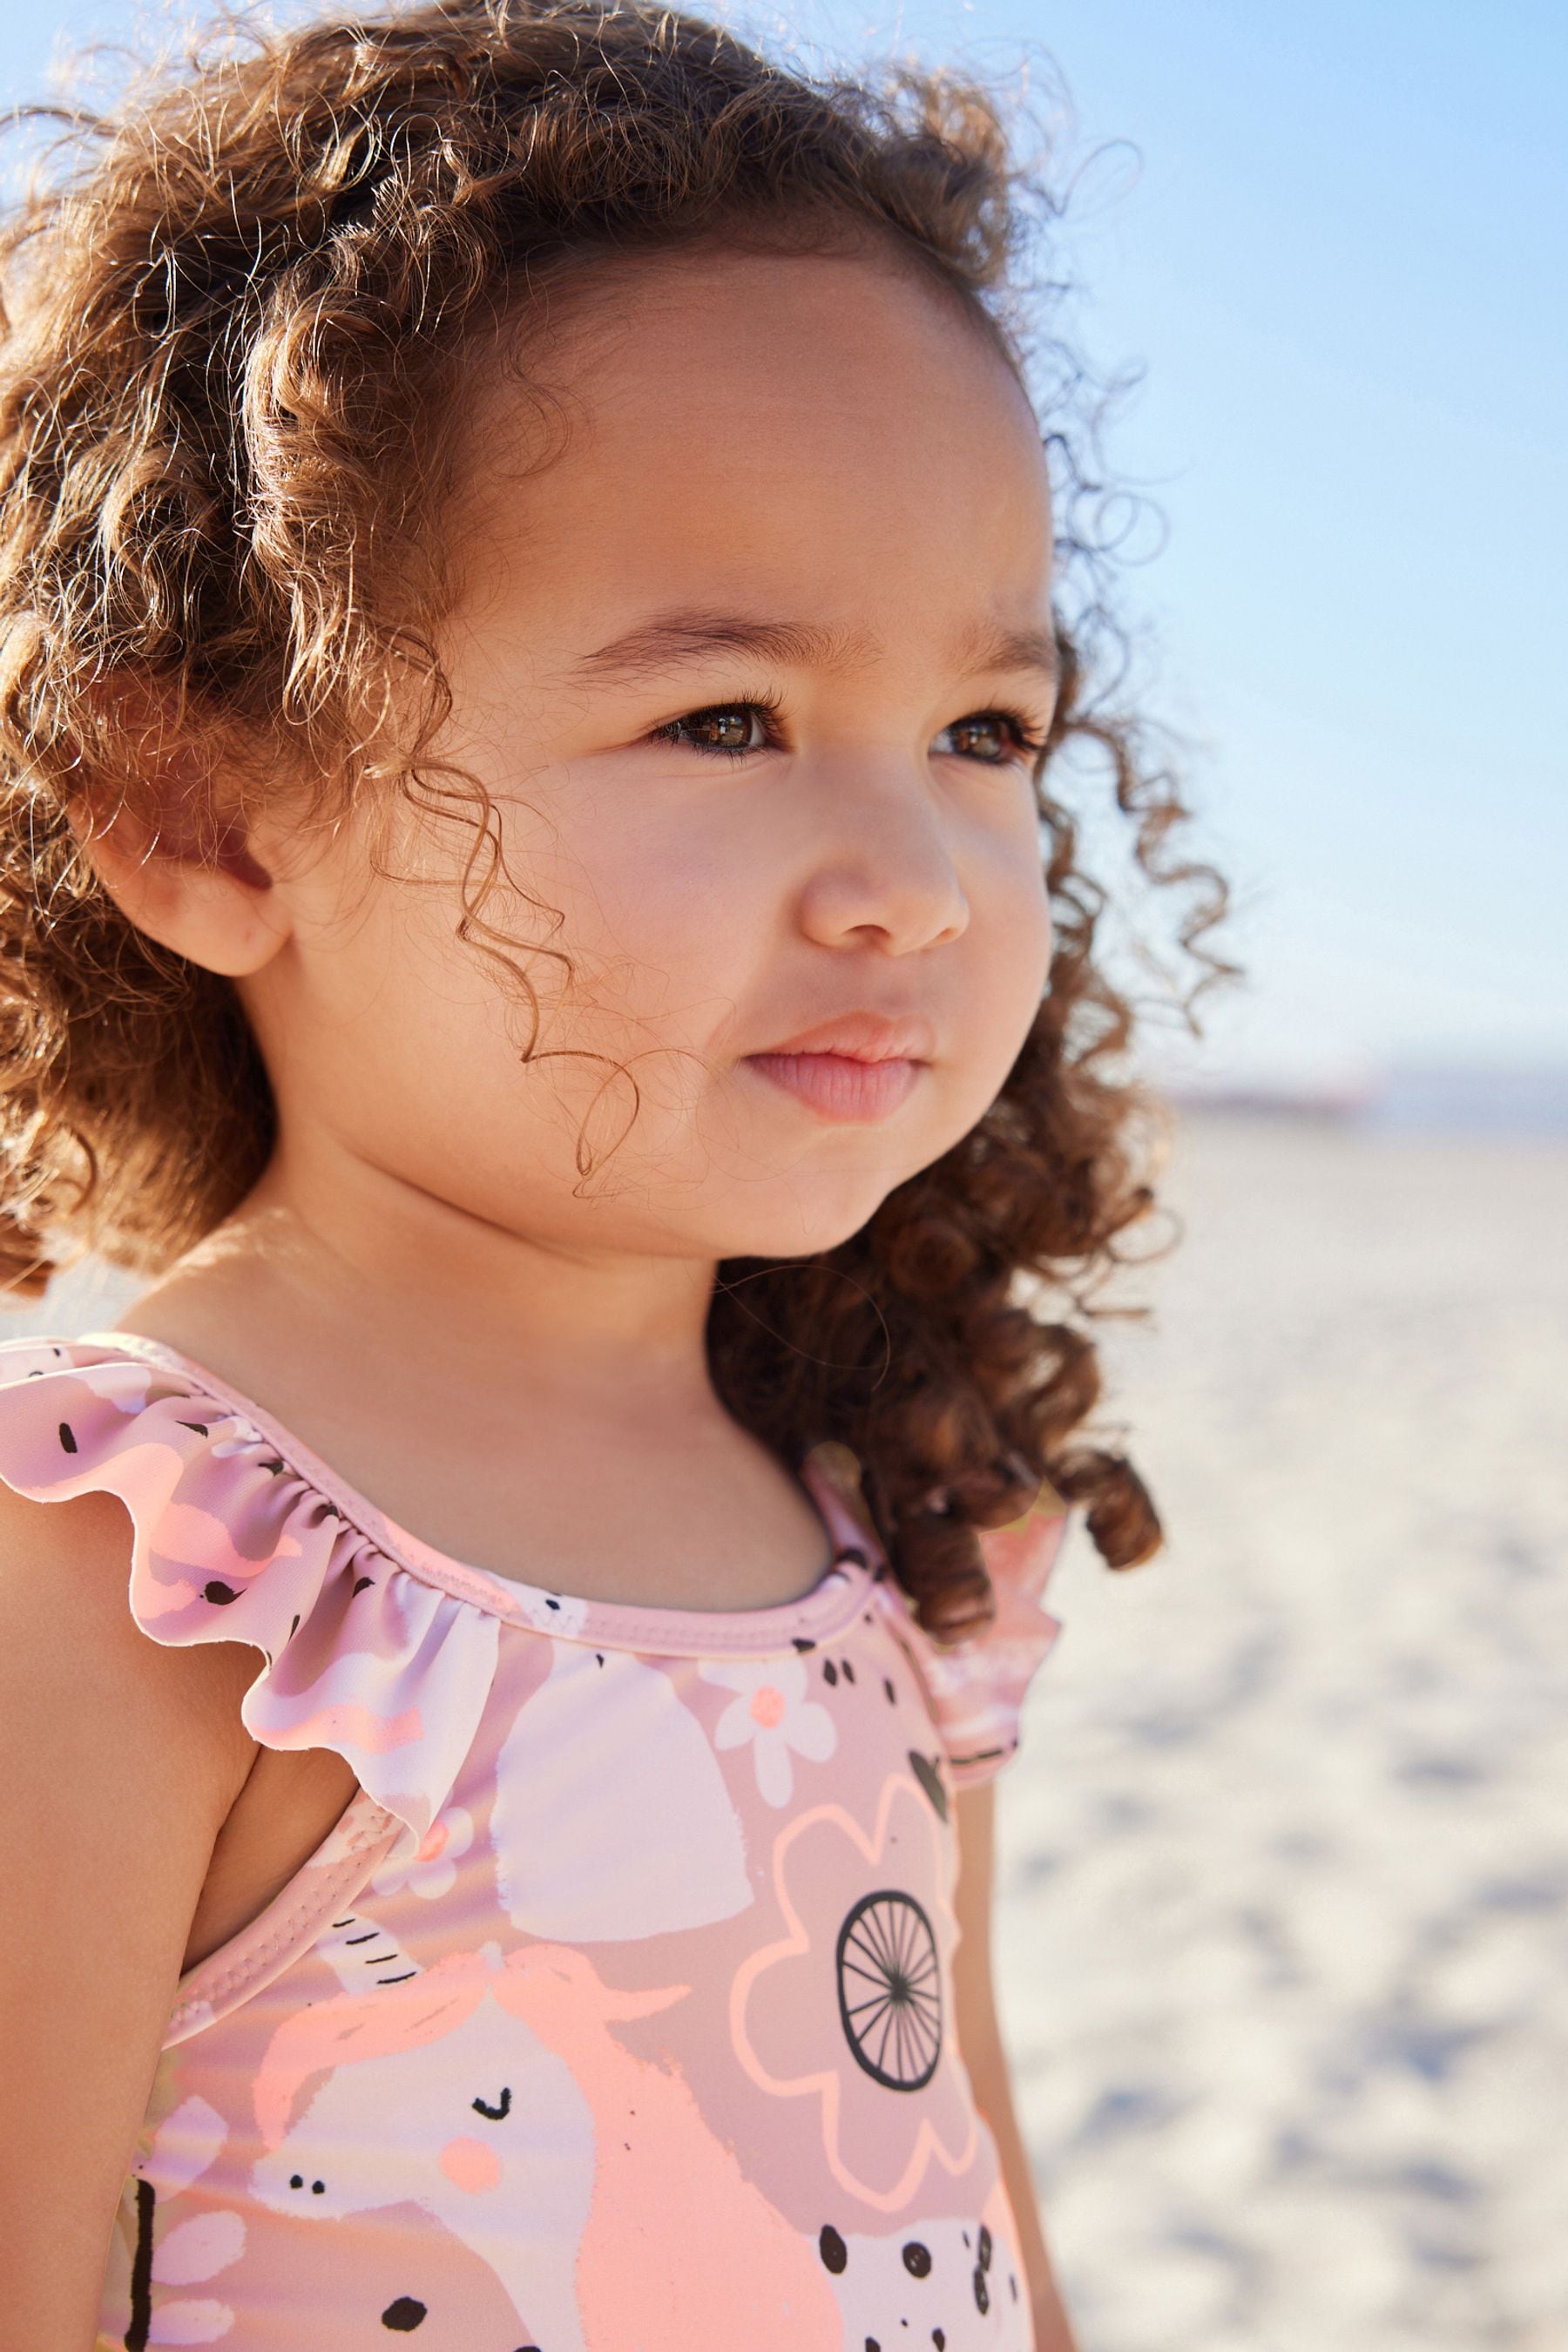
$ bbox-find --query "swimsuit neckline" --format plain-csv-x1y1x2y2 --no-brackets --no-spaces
79,1328,880,1655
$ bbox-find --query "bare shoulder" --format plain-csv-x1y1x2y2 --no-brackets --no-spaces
0,1477,259,1805
0,1478,260,1959
0,1479,258,2343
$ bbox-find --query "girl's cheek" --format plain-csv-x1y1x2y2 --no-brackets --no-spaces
979,848,1052,999
575,831,759,989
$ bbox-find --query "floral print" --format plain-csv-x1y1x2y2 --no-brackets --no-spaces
700,1655,837,1806
730,1769,980,2212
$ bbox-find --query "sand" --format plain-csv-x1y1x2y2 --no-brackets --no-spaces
12,1112,1565,2347
997,1112,1568,2351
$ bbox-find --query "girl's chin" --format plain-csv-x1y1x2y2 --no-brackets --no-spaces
700,1162,941,1265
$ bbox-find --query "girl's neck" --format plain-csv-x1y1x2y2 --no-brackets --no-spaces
108,1132,835,1614
146,1127,721,1411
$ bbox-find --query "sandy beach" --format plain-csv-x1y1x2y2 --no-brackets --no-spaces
999,1112,1568,2352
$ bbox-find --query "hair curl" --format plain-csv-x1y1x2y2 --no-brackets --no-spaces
0,0,1233,1639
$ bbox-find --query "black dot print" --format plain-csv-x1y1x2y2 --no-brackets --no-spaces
841,1658,856,1683
977,2224,992,2271
381,2297,427,2331
819,2223,848,2274
57,1421,77,1454
289,2173,302,2189
204,1581,238,1605
934,2333,947,2349
835,1890,942,2091
793,1635,816,1652
902,2240,932,2278
823,1659,839,1686
884,1677,897,1704
351,1575,374,1595
972,2266,989,2315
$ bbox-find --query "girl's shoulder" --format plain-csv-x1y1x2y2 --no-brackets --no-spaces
0,1331,497,1867
0,1382,260,1808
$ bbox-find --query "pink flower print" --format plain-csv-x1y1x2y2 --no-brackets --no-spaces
730,1769,980,2213
700,1656,835,1807
368,1802,476,1901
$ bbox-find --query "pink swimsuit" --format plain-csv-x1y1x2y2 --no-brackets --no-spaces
0,1332,1064,2350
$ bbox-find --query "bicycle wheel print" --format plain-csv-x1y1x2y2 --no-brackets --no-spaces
835,1888,943,2091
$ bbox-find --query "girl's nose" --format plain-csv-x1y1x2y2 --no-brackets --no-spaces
794,765,970,956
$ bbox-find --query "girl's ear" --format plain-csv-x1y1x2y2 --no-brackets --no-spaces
72,797,294,977
65,691,295,978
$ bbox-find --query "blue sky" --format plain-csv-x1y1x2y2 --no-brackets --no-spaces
3,0,1562,1087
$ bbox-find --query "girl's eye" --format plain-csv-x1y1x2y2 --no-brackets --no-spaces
650,701,780,760
933,709,1047,766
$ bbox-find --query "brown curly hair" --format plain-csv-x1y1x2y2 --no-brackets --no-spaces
0,0,1231,1639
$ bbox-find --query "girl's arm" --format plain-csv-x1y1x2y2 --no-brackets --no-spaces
0,1484,257,2352
952,1781,1079,2352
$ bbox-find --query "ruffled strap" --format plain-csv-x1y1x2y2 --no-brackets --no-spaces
801,1438,1067,1788
926,1497,1067,1785
882,1491,1068,1789
0,1337,498,1858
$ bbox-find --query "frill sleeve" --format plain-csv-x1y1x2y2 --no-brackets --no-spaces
0,1338,499,1862
883,1489,1070,1789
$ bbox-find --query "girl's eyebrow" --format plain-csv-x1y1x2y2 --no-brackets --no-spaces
569,609,1060,692
960,618,1061,691
573,612,872,684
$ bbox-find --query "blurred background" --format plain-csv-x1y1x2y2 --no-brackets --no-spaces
3,0,1565,2344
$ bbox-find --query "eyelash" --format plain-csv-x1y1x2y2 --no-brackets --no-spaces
648,691,1049,767
649,689,787,759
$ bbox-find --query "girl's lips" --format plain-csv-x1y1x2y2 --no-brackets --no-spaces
743,1051,923,1124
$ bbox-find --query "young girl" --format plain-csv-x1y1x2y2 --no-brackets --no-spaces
0,4,1224,2345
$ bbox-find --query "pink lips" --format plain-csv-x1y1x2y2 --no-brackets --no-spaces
745,1052,923,1122
742,1012,935,1125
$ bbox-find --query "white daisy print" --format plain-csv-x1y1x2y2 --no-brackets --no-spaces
368,1803,476,1901
700,1657,836,1808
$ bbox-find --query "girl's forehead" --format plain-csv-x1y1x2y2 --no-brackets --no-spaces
509,245,1037,462
454,247,1052,634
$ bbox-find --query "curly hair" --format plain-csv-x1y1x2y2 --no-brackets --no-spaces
0,0,1231,1639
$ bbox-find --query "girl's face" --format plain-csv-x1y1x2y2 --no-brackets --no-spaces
241,247,1058,1265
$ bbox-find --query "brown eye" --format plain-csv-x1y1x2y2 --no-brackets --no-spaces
654,704,770,756
934,711,1041,765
